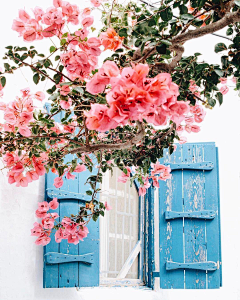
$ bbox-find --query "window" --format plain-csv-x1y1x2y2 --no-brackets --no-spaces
100,168,144,285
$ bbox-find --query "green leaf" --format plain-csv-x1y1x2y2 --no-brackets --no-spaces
50,46,56,53
73,86,84,94
86,190,93,196
160,39,172,46
226,27,233,36
208,98,216,107
234,0,240,7
156,44,167,54
214,68,224,77
214,43,227,53
180,14,194,20
160,7,173,21
118,28,128,37
33,73,40,85
60,82,73,86
60,39,67,45
216,92,223,105
4,63,10,71
1,77,6,87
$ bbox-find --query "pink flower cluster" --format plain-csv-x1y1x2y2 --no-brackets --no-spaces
12,0,84,41
117,163,171,196
0,88,44,137
31,198,59,246
53,164,86,188
60,36,101,81
99,28,124,51
4,152,47,187
32,198,89,246
85,62,193,132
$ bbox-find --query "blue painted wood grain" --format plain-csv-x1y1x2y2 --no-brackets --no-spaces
159,143,222,289
183,144,206,289
216,147,222,287
204,143,221,289
159,145,184,288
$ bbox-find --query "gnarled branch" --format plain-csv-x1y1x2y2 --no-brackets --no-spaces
69,121,145,154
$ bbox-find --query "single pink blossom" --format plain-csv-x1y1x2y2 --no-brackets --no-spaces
54,177,64,188
49,197,59,210
220,85,229,95
105,201,112,211
34,91,45,101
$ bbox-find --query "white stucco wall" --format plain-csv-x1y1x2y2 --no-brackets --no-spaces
0,1,240,300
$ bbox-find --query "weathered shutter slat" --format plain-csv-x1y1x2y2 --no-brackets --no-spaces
204,143,221,289
159,145,185,289
183,144,207,289
158,142,222,289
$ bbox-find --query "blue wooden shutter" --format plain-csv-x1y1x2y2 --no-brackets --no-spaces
158,142,222,289
43,109,99,288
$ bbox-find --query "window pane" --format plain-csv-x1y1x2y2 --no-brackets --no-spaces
100,168,139,280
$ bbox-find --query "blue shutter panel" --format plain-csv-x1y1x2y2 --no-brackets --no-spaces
43,108,99,288
159,142,222,289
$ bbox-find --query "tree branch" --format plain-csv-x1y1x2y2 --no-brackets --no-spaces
69,121,145,154
172,9,240,44
133,9,240,70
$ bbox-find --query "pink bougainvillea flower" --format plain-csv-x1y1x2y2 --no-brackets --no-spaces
220,77,227,84
19,126,32,137
34,163,46,176
60,85,71,96
35,209,48,219
60,98,72,109
26,170,39,182
18,9,31,22
38,201,49,212
220,85,229,95
81,16,94,27
139,187,146,196
61,217,72,227
31,222,43,236
152,176,159,188
151,161,166,176
77,226,89,241
74,164,86,173
42,216,55,230
53,0,63,8
4,112,16,125
67,233,80,244
179,136,187,144
90,0,102,7
190,125,201,133
66,172,75,180
34,91,45,101
117,167,131,183
54,176,64,188
15,173,29,187
86,75,106,95
49,197,59,210
85,103,117,132
35,233,51,246
55,228,67,243
100,28,124,51
104,201,112,211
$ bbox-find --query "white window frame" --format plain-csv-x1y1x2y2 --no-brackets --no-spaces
100,170,145,287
